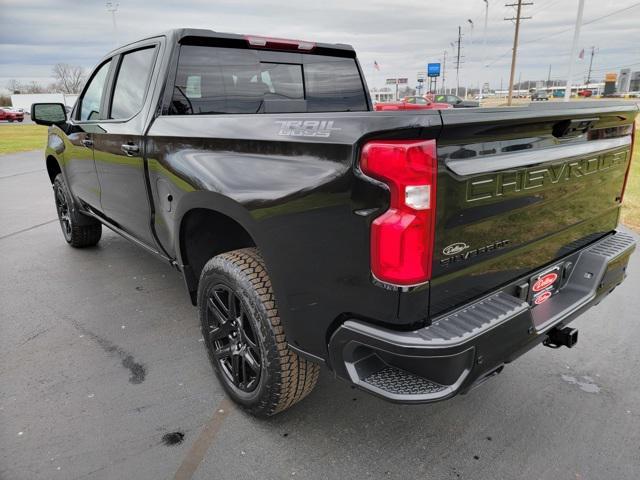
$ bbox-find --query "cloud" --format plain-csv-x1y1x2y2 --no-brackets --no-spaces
1,0,638,90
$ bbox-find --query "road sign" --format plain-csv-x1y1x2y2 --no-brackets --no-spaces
397,78,408,84
385,78,396,85
427,63,441,77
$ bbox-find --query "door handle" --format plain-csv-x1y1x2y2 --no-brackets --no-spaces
81,138,93,148
121,143,140,156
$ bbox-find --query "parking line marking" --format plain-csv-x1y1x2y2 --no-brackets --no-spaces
0,168,45,179
174,397,233,480
0,219,57,240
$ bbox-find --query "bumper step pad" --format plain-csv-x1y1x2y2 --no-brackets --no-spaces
363,366,447,396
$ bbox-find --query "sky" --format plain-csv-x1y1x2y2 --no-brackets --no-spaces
1,0,639,93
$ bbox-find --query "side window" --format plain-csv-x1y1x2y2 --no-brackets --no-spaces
78,60,111,121
415,97,427,104
110,47,156,119
406,97,415,103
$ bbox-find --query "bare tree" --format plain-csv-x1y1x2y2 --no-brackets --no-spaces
24,81,48,94
52,63,86,94
6,79,22,94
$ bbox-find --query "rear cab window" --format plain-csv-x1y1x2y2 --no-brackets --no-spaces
169,43,368,114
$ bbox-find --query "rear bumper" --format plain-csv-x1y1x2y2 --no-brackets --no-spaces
328,229,636,403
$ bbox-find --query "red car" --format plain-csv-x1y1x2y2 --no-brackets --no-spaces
0,108,24,122
578,89,593,97
374,96,451,111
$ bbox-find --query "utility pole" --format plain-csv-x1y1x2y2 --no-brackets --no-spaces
455,26,463,96
564,0,585,102
586,46,596,89
106,1,119,46
480,0,489,99
547,64,552,87
442,50,447,94
505,0,533,105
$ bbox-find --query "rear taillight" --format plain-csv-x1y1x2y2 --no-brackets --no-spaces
360,139,437,286
620,121,636,203
245,35,315,51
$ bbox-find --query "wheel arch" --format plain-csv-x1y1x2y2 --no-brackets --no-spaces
46,155,62,183
175,196,260,305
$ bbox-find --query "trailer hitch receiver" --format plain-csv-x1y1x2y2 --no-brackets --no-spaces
544,327,579,349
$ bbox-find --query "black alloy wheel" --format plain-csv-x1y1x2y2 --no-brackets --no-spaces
54,180,73,242
204,284,261,392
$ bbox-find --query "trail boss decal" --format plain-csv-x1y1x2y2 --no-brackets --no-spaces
276,120,341,138
440,239,511,266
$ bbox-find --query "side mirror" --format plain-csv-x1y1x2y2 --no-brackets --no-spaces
31,103,67,126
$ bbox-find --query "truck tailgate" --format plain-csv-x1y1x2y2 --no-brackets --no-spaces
430,102,637,316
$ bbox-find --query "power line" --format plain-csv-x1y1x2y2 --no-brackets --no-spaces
519,1,640,46
590,61,640,73
484,1,640,68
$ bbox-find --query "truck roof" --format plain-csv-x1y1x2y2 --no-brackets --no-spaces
105,28,356,57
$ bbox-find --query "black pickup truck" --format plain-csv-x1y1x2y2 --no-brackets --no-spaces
32,29,637,417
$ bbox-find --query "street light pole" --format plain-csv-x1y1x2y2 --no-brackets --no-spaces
106,2,119,46
564,0,585,102
455,26,462,97
442,50,447,94
480,0,489,99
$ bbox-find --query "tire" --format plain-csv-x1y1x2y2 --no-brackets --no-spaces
198,247,319,417
18,118,23,122
53,173,102,247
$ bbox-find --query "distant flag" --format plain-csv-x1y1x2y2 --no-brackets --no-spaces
374,60,380,71
578,48,585,60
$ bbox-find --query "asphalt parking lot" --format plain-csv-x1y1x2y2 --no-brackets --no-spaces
1,150,640,480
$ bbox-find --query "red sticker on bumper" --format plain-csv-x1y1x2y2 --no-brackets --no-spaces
534,290,553,305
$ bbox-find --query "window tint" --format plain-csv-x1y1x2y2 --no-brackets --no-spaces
304,58,367,112
111,47,156,119
171,46,273,114
170,45,366,114
79,60,111,121
259,63,303,99
415,97,427,104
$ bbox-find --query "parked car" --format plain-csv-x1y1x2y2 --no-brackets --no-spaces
32,28,638,417
374,96,451,111
0,107,24,122
578,89,593,97
531,90,549,101
431,94,479,108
